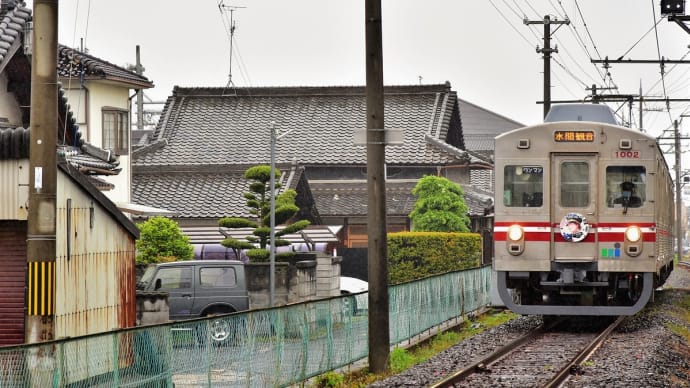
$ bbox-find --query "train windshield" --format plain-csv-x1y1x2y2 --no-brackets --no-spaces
606,166,646,208
503,165,543,207
560,161,590,207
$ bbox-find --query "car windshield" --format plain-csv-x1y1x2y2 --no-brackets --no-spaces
137,265,157,290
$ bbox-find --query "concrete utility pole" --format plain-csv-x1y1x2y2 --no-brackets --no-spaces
365,0,390,374
675,120,683,262
26,0,58,346
525,15,569,118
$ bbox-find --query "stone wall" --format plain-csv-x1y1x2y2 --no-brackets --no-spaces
246,252,342,309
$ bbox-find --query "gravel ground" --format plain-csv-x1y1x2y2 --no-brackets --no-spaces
368,263,690,388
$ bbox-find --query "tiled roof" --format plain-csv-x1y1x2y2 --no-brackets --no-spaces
0,3,30,71
310,181,417,217
309,180,492,217
470,169,494,193
134,84,486,167
57,44,154,89
458,99,524,152
131,164,305,220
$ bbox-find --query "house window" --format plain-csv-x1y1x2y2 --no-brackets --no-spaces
102,108,129,155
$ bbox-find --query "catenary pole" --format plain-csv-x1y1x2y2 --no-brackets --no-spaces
525,15,569,118
675,120,683,263
365,0,390,374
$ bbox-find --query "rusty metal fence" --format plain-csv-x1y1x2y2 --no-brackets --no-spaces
0,266,491,387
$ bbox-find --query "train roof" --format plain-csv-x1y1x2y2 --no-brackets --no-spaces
544,104,619,125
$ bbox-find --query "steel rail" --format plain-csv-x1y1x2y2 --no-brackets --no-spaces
543,315,625,388
428,323,551,388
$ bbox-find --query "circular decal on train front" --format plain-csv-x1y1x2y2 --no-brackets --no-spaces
559,212,590,242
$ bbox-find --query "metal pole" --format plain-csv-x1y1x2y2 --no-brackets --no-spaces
543,15,551,118
135,45,144,131
365,0,390,374
269,122,276,307
675,120,683,262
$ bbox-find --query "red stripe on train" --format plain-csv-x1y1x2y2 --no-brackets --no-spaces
496,231,658,242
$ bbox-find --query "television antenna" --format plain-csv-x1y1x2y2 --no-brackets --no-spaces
218,1,246,88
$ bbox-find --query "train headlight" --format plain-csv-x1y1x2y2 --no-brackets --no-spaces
625,226,642,243
507,225,524,241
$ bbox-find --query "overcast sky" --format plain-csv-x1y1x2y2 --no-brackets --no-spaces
25,1,690,156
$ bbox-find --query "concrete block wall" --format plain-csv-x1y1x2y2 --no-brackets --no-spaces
316,255,342,298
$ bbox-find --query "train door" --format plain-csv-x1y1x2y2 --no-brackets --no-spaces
551,154,598,261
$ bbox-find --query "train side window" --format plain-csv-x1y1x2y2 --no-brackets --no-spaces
503,165,544,207
606,166,646,208
560,162,589,207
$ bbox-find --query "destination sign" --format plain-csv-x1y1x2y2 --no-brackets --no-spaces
554,130,595,142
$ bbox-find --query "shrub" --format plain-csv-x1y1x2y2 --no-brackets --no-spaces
387,231,481,283
136,217,194,264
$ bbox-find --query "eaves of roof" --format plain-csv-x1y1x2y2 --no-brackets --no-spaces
131,164,303,220
0,4,30,75
57,44,154,89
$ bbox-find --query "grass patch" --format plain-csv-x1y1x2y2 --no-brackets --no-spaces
666,294,690,342
313,309,518,387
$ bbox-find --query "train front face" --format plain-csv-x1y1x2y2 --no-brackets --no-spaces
493,121,673,316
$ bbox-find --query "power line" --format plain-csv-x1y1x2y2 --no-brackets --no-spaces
489,0,536,48
650,0,673,124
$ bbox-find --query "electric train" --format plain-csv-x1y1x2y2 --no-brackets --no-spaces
493,104,674,316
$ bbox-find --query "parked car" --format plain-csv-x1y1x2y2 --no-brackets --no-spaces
340,276,368,315
137,260,249,341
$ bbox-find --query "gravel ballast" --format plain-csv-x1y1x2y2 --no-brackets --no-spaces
368,263,690,387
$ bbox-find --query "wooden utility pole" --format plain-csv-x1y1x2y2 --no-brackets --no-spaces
525,15,569,118
365,0,390,374
26,0,58,346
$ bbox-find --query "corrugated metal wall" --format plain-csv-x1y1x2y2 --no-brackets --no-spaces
55,173,136,340
0,221,27,346
0,160,29,220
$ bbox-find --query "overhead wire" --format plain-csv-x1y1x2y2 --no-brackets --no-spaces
494,0,687,133
615,17,664,60
64,0,91,146
503,0,543,42
650,0,674,124
564,1,609,85
489,0,538,48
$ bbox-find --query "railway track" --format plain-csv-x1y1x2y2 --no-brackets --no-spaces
429,316,625,388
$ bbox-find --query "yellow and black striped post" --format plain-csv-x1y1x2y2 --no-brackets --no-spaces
27,261,55,316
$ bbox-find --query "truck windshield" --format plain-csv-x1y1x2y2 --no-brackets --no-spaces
137,265,157,290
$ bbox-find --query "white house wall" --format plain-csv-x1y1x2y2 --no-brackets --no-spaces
62,85,88,139
0,159,29,220
61,80,132,204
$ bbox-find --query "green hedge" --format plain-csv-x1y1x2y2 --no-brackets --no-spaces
387,231,482,284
